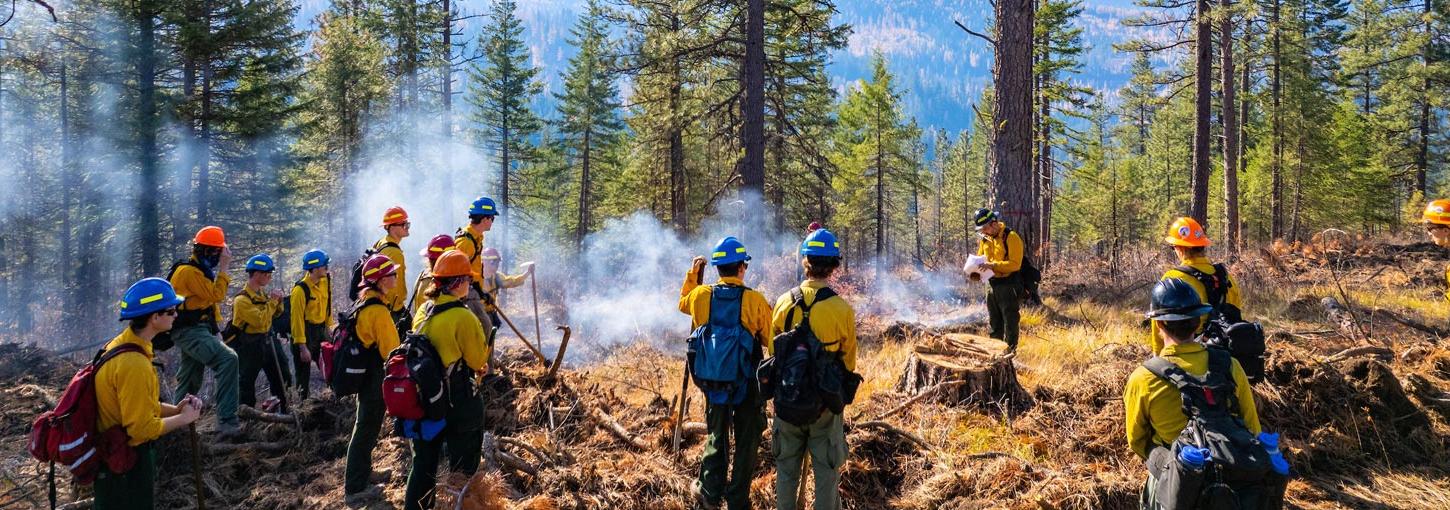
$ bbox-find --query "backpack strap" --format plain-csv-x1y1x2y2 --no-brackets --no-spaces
455,228,482,262
1174,264,1229,308
374,240,400,254
787,286,839,345
93,343,146,367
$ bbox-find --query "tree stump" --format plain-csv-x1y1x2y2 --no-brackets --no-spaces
895,333,1029,410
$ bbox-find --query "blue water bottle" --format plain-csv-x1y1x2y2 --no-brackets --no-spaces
1178,445,1210,471
1259,432,1291,475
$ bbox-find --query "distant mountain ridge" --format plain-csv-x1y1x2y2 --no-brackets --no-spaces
297,0,1163,135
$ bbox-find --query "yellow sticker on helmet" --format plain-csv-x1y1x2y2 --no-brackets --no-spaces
807,241,825,247
139,293,164,305
712,251,727,258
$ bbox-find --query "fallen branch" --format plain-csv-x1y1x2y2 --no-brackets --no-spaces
1377,309,1450,338
1325,346,1394,363
548,325,572,380
497,449,538,477
237,406,296,424
862,380,966,421
56,499,92,510
681,421,707,439
590,407,649,450
498,436,553,467
855,420,933,452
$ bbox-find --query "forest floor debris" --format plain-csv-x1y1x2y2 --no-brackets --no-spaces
2,237,1449,509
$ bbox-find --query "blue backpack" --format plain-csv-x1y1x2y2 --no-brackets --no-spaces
686,285,757,406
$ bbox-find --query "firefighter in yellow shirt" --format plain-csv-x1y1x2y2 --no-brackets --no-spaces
410,234,457,316
228,254,289,415
344,254,402,505
404,250,489,510
1149,217,1245,355
290,248,334,400
95,278,202,509
374,206,411,325
1422,200,1450,303
1124,278,1265,507
974,209,1025,352
769,228,858,510
167,226,240,438
678,237,772,510
454,196,498,330
477,247,534,352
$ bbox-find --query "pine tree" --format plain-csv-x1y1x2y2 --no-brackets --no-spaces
467,0,543,255
554,0,624,247
831,53,915,269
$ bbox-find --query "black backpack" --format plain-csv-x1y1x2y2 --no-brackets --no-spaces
271,280,311,339
327,297,385,396
349,241,399,301
759,287,861,426
1142,349,1276,509
1001,227,1042,304
1175,264,1267,383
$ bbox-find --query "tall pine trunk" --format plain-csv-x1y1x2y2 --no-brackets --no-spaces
1191,0,1212,225
1221,3,1240,252
739,0,766,199
1271,0,1284,240
989,0,1040,253
135,1,162,276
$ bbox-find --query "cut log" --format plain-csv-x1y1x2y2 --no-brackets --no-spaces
895,333,1029,410
590,407,649,450
237,406,297,424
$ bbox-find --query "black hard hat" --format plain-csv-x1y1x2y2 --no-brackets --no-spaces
973,208,998,228
1145,278,1212,321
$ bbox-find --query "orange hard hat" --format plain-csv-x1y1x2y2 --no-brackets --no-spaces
1164,217,1211,247
431,249,477,279
1423,199,1450,225
194,226,227,248
383,206,409,226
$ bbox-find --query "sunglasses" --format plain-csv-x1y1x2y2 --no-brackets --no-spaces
156,308,178,317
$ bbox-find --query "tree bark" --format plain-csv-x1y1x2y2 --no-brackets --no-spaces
135,1,162,276
1271,0,1284,240
1221,3,1240,253
577,128,592,248
670,38,686,232
1191,0,1212,225
739,0,766,198
989,0,1040,254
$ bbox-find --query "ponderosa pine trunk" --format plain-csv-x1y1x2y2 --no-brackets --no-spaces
1191,0,1212,225
1221,3,1240,252
989,0,1040,253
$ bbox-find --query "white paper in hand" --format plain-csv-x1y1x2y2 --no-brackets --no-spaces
963,255,994,283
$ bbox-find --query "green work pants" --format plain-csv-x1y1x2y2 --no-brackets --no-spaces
699,386,766,510
773,412,846,510
94,444,155,510
404,384,484,510
292,323,325,399
174,324,239,426
987,278,1024,350
344,364,386,494
235,333,288,414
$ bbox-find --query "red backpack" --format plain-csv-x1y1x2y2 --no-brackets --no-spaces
28,343,145,484
382,301,461,421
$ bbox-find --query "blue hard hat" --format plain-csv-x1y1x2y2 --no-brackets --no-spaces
245,254,276,273
301,249,330,270
118,277,186,320
709,237,751,266
800,228,841,257
1145,278,1213,321
469,196,499,217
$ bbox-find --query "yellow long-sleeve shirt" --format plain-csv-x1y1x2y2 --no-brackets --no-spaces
481,271,528,309
1122,342,1261,460
977,227,1024,277
454,225,486,285
170,259,230,324
409,271,433,316
1148,256,1245,355
770,280,858,372
95,329,164,446
678,268,773,349
230,287,282,335
289,275,334,344
357,289,402,359
375,236,407,312
412,294,489,371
